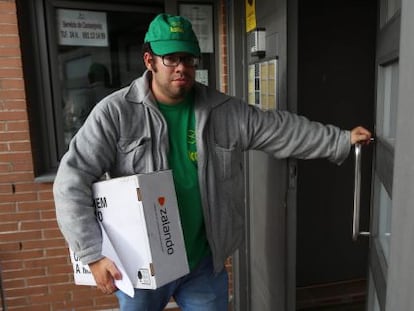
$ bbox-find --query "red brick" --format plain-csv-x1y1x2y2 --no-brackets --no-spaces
5,285,48,298
3,99,27,110
0,162,12,172
0,141,8,151
0,200,16,207
0,241,20,251
0,230,42,242
70,291,94,310
65,292,97,304
0,183,12,193
0,192,37,202
0,2,16,12
5,120,29,131
1,249,44,261
10,182,34,192
18,200,54,211
0,131,30,141
0,68,22,78
3,267,45,279
13,303,50,311
52,301,71,310
21,237,63,249
27,274,70,286
47,263,72,274
0,57,21,68
0,173,33,183
0,162,34,174
44,254,68,266
49,283,77,293
0,36,20,46
11,161,33,171
0,152,32,166
0,89,26,100
0,202,16,211
3,278,25,289
62,298,94,309
0,13,18,24
5,297,29,307
0,221,18,231
38,190,54,201
0,110,27,121
39,183,54,191
41,209,57,220
11,304,50,311
24,256,66,269
31,291,72,304
71,286,100,296
43,228,64,239
9,141,30,151
0,78,24,89
7,302,44,311
0,211,39,222
0,47,21,56
0,23,18,34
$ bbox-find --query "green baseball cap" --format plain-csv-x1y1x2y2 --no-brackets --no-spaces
144,13,201,56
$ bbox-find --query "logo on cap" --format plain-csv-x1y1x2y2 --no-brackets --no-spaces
170,21,184,33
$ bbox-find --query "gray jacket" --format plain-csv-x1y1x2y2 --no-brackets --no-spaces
53,71,351,273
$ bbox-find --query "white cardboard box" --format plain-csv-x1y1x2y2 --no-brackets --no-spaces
70,170,189,293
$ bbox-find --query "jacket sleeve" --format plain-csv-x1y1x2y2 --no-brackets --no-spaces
239,103,351,164
53,102,119,264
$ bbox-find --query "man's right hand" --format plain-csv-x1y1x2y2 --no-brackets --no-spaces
88,257,122,294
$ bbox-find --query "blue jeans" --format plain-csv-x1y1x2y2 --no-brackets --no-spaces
115,256,228,311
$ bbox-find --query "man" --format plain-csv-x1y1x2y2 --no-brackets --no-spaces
53,13,371,311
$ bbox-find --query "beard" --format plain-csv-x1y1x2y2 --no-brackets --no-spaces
150,60,194,102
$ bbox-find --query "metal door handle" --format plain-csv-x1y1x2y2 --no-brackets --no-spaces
352,143,370,240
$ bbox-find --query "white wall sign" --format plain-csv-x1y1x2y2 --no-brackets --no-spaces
179,4,214,53
57,9,108,47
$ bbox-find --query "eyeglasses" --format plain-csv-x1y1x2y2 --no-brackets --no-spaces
156,54,200,67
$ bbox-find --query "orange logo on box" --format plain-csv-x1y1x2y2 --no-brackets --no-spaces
158,197,165,206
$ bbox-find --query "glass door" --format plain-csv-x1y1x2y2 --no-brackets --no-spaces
366,0,401,309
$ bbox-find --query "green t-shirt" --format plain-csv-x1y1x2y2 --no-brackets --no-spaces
158,95,210,270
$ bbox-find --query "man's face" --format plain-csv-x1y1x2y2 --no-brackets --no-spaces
144,52,197,105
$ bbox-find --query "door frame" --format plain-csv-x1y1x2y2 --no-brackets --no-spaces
226,1,250,311
367,0,401,309
287,0,299,310
385,0,414,309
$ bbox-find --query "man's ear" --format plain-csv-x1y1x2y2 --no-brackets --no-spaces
143,52,153,71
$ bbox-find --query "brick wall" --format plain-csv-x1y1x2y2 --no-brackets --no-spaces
219,0,229,94
0,0,232,310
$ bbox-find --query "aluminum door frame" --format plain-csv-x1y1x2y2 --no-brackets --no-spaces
384,0,414,309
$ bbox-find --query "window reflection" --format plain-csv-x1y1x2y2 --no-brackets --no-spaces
55,8,157,149
377,177,392,261
376,63,399,147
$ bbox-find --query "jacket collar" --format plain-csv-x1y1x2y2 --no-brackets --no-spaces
124,70,157,107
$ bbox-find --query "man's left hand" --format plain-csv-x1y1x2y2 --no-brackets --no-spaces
350,126,372,145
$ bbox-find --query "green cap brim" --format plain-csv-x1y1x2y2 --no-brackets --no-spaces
150,40,200,56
